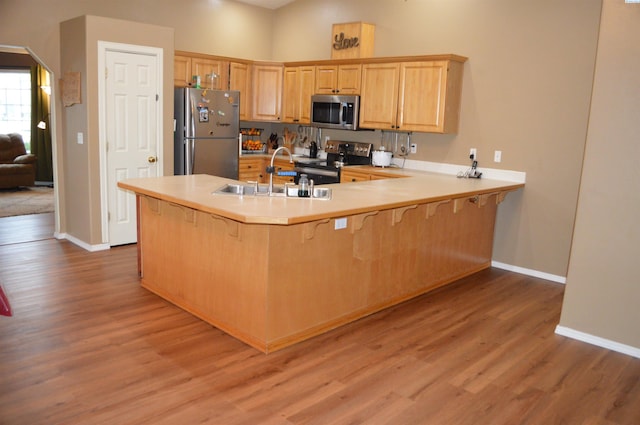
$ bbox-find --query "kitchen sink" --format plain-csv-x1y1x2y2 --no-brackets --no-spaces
212,183,331,200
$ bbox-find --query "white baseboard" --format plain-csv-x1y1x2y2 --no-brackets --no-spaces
57,233,110,252
491,261,566,284
555,325,640,359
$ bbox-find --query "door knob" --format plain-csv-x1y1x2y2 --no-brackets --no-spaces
148,156,157,163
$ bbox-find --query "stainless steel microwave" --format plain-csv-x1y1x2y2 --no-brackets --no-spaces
310,94,360,130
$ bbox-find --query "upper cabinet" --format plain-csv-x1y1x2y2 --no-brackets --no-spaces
229,62,251,121
174,54,192,87
174,52,228,89
191,57,229,90
251,64,283,122
175,51,466,133
315,64,362,95
360,59,465,133
282,65,315,124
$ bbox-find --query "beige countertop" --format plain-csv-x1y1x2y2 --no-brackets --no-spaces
118,171,524,225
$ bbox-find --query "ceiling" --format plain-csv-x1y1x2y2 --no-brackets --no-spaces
234,0,296,9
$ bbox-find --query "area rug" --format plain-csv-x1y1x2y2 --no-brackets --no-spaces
0,186,54,218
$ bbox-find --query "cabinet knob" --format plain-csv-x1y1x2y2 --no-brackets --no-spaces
148,156,157,163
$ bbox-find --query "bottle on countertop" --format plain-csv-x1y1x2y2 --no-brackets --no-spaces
298,174,310,198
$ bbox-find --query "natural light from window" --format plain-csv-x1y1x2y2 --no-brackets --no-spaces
0,69,32,152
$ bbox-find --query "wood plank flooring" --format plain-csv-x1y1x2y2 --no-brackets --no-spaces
0,212,55,246
0,226,638,424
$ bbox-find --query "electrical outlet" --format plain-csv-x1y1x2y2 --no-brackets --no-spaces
494,150,502,163
470,148,477,160
410,143,417,154
334,217,347,230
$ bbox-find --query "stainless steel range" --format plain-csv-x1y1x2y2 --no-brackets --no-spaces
294,141,373,184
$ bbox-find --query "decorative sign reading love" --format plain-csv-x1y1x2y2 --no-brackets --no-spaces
333,32,360,51
331,22,375,60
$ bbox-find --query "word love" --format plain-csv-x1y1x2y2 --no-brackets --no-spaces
333,32,360,50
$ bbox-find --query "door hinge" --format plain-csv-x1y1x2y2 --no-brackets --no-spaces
105,67,108,79
156,94,159,101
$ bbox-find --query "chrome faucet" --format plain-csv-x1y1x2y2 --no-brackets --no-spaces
267,146,294,195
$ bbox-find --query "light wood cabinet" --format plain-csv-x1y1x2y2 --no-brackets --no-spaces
282,66,315,124
340,167,406,183
176,51,466,131
340,169,371,183
230,62,251,121
238,156,265,183
174,53,228,89
191,57,229,90
174,55,192,87
360,60,464,133
272,157,296,184
251,64,283,122
359,62,400,130
315,64,362,94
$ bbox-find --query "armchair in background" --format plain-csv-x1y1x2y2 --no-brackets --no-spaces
0,133,37,189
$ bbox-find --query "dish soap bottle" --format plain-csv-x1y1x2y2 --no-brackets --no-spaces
298,174,310,197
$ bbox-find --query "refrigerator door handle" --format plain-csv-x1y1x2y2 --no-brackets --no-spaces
185,93,197,175
186,139,195,175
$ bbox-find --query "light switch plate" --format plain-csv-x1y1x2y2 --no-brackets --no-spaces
77,132,84,144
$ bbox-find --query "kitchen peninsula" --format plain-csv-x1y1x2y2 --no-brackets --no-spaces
119,172,523,353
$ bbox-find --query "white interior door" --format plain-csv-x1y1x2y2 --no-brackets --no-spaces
104,48,161,246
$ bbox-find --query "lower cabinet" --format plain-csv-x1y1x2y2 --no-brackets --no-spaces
340,168,405,183
239,157,266,183
272,158,296,185
239,156,296,184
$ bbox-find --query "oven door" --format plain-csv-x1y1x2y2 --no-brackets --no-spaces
294,165,340,185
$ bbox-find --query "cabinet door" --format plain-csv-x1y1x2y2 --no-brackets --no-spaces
282,67,300,123
336,64,362,94
298,66,315,123
174,55,192,87
340,169,371,183
192,58,229,90
359,63,400,130
230,62,251,121
251,65,283,122
272,158,295,184
239,157,265,183
315,65,338,94
283,66,315,124
315,64,361,94
397,61,448,133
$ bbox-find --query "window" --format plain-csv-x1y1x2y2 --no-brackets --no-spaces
0,69,32,152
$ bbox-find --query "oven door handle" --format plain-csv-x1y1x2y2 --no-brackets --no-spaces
294,167,340,178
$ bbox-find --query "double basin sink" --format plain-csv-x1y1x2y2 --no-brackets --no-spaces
213,183,332,200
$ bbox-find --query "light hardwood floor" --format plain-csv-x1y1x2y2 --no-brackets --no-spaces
0,212,54,246
0,215,638,424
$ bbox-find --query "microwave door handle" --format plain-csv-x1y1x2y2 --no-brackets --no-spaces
339,102,346,124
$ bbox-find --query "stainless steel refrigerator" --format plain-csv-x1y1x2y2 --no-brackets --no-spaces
174,88,240,178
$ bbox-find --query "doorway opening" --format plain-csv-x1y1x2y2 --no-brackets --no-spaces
0,46,58,242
